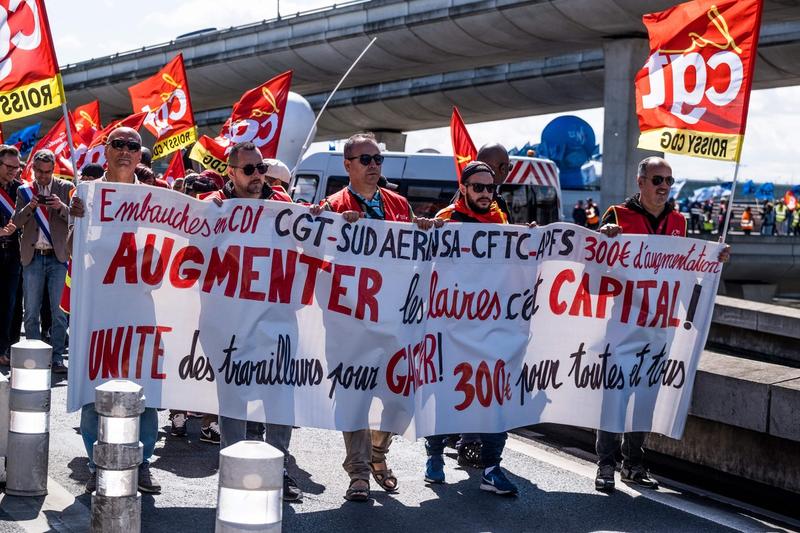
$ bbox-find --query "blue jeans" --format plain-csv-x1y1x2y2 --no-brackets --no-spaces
596,430,646,468
218,416,293,467
80,403,159,470
22,254,67,363
0,250,21,355
425,432,507,467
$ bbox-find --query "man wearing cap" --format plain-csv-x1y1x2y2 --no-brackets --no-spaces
263,158,292,196
428,160,518,496
206,141,302,502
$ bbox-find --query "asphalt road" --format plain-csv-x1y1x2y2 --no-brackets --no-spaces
0,372,796,533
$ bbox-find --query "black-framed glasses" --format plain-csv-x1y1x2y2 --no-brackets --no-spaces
0,161,20,172
232,162,268,176
649,175,675,186
107,139,142,152
347,154,384,166
465,182,496,193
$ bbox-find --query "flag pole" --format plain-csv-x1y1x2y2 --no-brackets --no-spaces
719,160,742,244
291,37,377,175
60,102,80,180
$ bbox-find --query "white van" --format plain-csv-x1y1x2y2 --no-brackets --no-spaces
291,151,563,224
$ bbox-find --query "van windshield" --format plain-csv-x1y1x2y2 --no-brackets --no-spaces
397,179,459,218
292,174,320,204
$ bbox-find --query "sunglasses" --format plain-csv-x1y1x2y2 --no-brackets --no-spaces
347,154,384,166
649,175,675,186
232,162,269,176
465,182,496,193
107,139,142,152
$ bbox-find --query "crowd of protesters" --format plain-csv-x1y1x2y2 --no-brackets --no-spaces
0,130,730,504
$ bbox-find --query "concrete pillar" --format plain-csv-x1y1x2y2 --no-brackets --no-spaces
216,441,284,532
601,38,663,210
5,339,52,496
372,130,407,152
91,380,145,533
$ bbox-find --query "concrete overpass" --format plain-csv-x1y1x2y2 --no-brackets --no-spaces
12,0,800,205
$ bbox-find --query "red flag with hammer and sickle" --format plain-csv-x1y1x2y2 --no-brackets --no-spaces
450,107,477,183
129,54,197,160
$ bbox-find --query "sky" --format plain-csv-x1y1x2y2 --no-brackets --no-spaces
44,0,800,184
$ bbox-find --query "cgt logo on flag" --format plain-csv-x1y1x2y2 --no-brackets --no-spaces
129,54,197,160
0,0,64,121
636,0,763,162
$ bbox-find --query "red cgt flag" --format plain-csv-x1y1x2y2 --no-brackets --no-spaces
636,0,763,162
0,0,65,121
129,54,197,160
21,116,80,182
162,149,186,187
190,71,292,172
77,111,148,170
72,101,102,145
450,107,477,182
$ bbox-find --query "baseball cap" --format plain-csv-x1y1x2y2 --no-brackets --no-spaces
263,158,291,186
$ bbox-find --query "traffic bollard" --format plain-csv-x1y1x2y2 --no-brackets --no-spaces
91,380,144,533
216,440,284,532
0,371,9,483
6,339,52,496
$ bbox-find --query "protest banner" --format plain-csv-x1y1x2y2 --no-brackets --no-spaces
635,0,763,162
129,54,197,160
450,107,477,178
68,184,723,439
0,0,65,121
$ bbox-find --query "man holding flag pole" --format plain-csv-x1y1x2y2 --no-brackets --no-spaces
594,0,757,492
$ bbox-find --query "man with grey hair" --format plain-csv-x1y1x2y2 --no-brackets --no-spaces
13,148,74,373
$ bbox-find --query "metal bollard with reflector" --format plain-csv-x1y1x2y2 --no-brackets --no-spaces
91,380,144,533
0,371,9,483
216,440,284,532
5,339,52,496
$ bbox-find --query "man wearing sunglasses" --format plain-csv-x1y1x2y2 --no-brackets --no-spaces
594,156,730,493
313,132,437,502
0,145,23,367
68,127,162,496
205,141,302,502
428,161,517,497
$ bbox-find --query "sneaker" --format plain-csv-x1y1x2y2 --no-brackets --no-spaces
170,413,187,437
480,466,518,496
424,455,445,484
283,473,303,502
85,470,97,494
200,421,221,444
137,463,161,494
595,464,616,492
51,362,68,374
621,465,659,489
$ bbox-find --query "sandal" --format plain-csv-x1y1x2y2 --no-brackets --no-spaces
369,461,399,493
344,479,369,502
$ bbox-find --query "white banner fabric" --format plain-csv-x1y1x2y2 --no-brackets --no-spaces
67,183,723,439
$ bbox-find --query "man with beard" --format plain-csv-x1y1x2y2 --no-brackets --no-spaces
428,161,517,496
206,141,302,502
